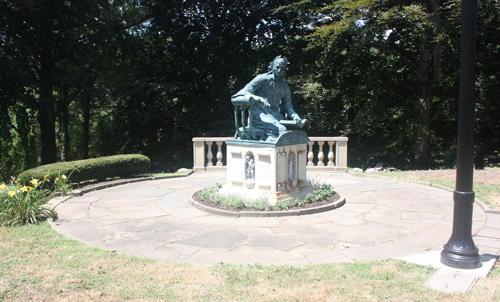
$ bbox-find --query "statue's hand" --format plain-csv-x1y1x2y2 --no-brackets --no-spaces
291,113,307,128
258,97,270,107
291,113,301,122
249,96,270,107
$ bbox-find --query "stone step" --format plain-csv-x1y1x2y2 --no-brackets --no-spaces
270,185,312,203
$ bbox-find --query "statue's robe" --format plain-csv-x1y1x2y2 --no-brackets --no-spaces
231,73,298,140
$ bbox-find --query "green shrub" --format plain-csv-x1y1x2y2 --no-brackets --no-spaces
17,154,150,184
249,197,270,211
275,200,290,211
199,185,269,210
291,181,335,208
199,180,336,211
223,194,247,209
199,184,223,202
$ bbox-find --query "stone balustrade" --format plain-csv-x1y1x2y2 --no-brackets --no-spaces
193,136,348,172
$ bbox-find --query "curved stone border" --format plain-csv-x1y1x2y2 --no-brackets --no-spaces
347,170,500,214
48,171,195,211
69,170,193,196
187,192,345,217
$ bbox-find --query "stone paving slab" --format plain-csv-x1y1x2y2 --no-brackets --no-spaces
178,229,250,250
400,250,498,278
425,270,478,293
49,171,500,292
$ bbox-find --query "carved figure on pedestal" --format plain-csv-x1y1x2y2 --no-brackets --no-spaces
231,56,308,142
288,153,296,183
245,155,255,180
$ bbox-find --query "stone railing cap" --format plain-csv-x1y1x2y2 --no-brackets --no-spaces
309,137,348,142
193,137,233,142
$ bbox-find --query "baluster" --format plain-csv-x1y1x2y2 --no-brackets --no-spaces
192,138,206,171
216,141,223,166
327,141,335,166
307,141,315,166
317,141,325,166
206,141,214,166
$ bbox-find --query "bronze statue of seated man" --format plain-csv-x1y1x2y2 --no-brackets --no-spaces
231,56,307,141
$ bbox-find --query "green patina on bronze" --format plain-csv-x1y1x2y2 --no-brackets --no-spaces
231,56,308,145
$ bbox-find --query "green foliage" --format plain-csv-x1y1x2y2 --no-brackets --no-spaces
0,105,39,183
2,0,499,174
17,154,150,185
0,172,72,226
222,195,247,209
248,197,271,211
301,1,437,168
52,173,73,196
200,181,336,211
292,181,335,208
275,200,290,211
199,184,223,202
0,131,25,183
199,185,270,211
288,180,336,208
472,0,500,168
281,0,499,169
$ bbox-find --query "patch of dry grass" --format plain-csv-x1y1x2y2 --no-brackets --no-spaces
375,169,500,210
1,221,499,301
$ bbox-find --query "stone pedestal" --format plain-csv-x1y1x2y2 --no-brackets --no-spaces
224,131,311,205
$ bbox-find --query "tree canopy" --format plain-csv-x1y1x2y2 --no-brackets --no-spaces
1,0,499,181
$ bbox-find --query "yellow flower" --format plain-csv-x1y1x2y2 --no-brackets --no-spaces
62,175,67,179
0,184,5,190
8,191,15,197
30,179,39,186
54,177,59,182
21,186,28,192
29,187,34,191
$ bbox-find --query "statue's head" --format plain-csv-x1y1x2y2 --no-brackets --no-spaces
268,56,288,78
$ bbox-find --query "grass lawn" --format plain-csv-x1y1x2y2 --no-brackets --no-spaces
0,223,499,301
375,169,500,210
1,169,500,301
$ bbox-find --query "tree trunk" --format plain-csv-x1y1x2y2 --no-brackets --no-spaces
81,92,90,159
39,108,57,165
39,46,57,165
414,0,443,167
60,85,71,162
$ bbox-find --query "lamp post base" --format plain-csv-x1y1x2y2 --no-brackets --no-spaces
441,248,481,269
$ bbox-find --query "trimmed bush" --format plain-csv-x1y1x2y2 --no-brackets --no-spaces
18,154,150,184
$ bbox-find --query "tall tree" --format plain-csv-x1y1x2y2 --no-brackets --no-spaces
2,0,150,164
281,0,461,168
147,0,291,125
2,0,106,164
86,0,297,171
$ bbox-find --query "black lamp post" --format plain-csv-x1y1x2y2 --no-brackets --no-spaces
440,0,481,269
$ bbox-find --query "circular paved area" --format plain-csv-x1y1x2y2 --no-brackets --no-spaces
50,171,497,266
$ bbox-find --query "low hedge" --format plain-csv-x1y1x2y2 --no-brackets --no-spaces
18,154,150,184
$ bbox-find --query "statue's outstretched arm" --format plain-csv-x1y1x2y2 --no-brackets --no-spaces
231,75,270,107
